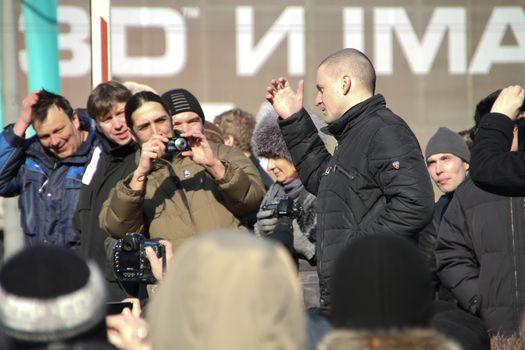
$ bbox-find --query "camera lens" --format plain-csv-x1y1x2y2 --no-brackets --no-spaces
174,137,188,151
122,235,140,251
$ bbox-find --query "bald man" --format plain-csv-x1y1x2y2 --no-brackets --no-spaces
266,48,434,310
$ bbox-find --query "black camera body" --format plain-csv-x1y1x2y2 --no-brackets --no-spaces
166,130,190,154
262,196,302,219
113,233,165,284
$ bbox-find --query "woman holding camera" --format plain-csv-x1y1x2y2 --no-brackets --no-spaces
252,106,319,309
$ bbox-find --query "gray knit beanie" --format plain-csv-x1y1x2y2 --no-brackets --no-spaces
251,107,292,161
425,127,470,162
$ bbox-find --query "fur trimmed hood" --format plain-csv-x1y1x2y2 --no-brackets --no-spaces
317,329,462,350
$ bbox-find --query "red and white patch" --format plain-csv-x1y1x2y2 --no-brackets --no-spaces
392,161,400,170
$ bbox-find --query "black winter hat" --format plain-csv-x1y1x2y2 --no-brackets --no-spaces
161,88,205,123
331,234,433,330
425,127,470,163
0,246,107,343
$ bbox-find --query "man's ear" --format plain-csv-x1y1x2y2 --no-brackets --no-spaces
341,75,351,95
224,135,235,146
72,112,80,129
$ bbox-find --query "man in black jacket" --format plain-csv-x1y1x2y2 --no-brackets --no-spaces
470,85,525,195
419,127,470,300
435,126,525,334
74,81,138,300
266,48,434,309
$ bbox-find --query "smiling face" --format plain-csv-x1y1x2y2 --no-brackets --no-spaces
426,153,469,193
130,101,173,145
266,157,298,183
33,105,82,159
95,102,132,145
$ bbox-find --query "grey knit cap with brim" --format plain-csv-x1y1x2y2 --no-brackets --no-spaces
425,127,470,163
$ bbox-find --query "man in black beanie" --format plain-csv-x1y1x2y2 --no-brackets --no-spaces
318,234,460,350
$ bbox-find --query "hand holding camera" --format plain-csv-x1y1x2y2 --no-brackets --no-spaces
254,209,279,236
113,233,167,284
144,239,173,282
178,129,226,179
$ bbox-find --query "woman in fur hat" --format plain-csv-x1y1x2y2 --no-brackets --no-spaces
252,104,320,309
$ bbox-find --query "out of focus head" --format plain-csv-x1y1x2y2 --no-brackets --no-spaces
315,48,376,123
125,91,173,145
161,88,205,134
87,80,133,145
214,108,256,153
31,89,83,159
147,230,306,350
425,127,470,194
0,245,107,347
251,108,297,182
331,234,433,331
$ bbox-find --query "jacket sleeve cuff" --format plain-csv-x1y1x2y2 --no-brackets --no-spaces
212,160,235,185
477,113,515,143
3,124,26,147
278,108,308,127
120,173,146,197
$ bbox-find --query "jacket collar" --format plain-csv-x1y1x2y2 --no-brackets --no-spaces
96,130,138,158
326,94,386,142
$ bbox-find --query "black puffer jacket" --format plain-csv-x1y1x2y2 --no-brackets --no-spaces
436,178,525,335
74,133,138,300
470,112,525,196
279,94,434,308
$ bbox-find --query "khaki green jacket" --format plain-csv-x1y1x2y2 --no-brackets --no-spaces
99,143,265,249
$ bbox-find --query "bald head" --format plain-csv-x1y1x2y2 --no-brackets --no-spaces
319,48,376,95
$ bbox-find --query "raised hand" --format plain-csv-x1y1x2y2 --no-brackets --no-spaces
14,91,40,136
266,77,304,120
130,134,168,190
491,85,525,121
180,130,225,179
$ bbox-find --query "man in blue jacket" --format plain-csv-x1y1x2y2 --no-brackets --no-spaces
0,90,96,248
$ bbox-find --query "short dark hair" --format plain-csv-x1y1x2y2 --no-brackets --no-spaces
320,48,376,94
31,89,74,123
124,91,169,129
87,81,131,120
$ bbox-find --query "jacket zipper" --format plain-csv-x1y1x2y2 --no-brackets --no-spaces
510,198,520,325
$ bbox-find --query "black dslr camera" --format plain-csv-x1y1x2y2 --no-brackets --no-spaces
262,195,302,219
166,130,190,154
113,233,166,284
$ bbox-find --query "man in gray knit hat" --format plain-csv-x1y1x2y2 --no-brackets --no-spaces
419,127,470,301
425,127,470,194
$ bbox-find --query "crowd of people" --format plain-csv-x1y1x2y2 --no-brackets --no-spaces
0,47,524,349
